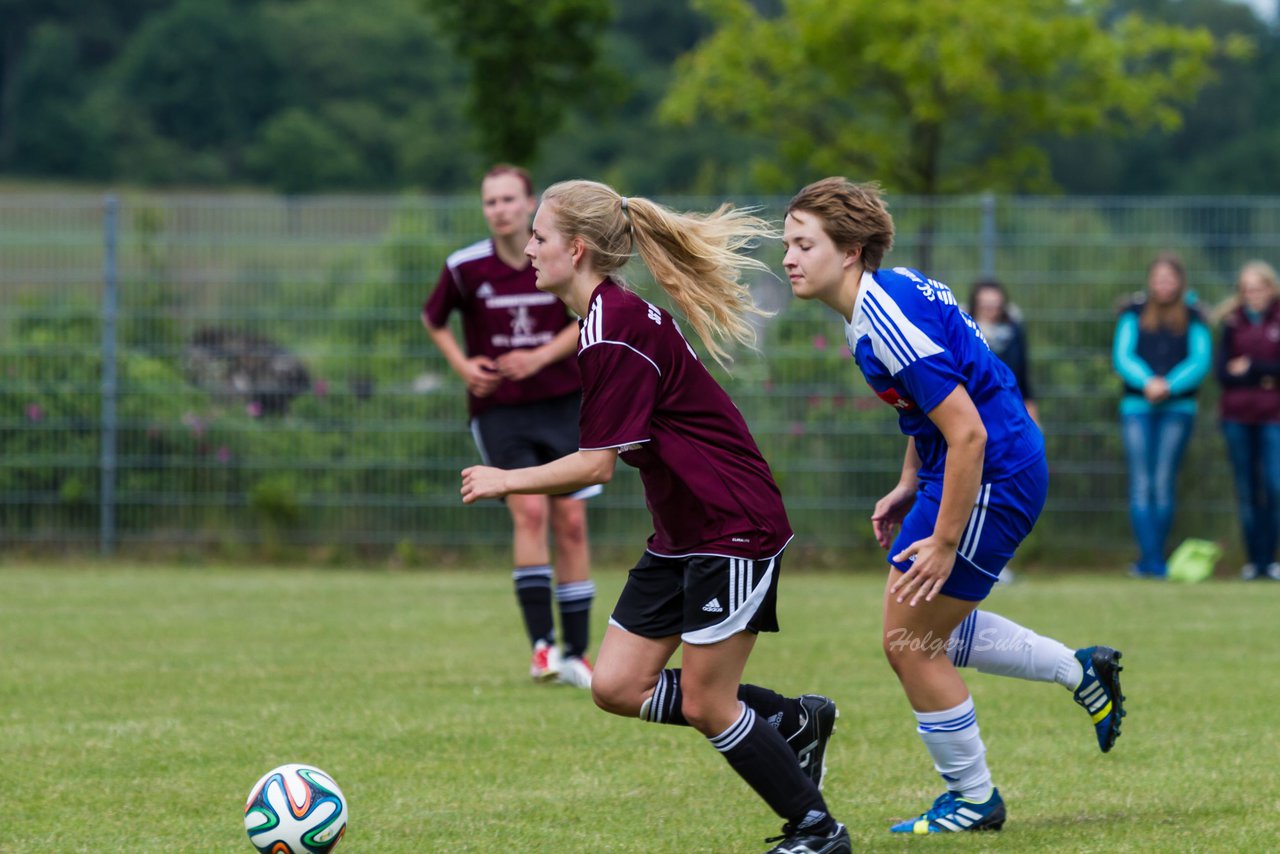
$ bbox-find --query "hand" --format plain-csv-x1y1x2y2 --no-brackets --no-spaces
461,357,502,398
1227,355,1251,377
1143,376,1171,403
889,535,957,606
871,484,917,550
495,348,546,382
461,465,510,504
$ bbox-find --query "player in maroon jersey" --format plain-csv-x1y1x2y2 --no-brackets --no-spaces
460,180,849,854
423,165,596,688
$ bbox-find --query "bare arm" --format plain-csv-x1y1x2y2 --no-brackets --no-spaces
422,313,501,398
871,438,922,550
461,449,618,504
890,385,986,605
496,323,580,381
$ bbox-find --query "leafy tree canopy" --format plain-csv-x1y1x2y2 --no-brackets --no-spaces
661,0,1252,194
426,0,612,166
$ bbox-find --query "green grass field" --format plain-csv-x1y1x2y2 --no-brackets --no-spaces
2,563,1276,853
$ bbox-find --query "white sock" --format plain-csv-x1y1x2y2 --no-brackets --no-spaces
915,697,992,802
948,610,1082,688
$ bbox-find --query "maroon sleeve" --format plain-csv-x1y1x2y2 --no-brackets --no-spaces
422,264,460,329
578,342,660,450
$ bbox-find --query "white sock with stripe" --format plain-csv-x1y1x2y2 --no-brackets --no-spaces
948,610,1083,688
915,696,993,804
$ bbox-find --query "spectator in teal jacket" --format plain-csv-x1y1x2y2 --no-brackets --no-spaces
1112,252,1212,578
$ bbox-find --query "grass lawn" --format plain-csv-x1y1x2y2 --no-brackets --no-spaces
1,563,1276,853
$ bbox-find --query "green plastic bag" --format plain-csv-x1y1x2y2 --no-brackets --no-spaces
1166,538,1222,583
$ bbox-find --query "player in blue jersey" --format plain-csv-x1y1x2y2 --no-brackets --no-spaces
782,177,1127,835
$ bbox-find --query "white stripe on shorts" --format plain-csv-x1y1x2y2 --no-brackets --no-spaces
959,483,992,561
683,555,774,646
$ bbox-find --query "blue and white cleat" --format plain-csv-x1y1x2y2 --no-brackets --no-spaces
889,789,1006,834
1073,645,1126,753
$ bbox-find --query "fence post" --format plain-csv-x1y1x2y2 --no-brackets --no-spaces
980,191,997,279
100,195,119,555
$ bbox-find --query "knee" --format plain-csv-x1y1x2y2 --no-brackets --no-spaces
882,629,931,678
882,638,910,678
510,499,548,536
678,685,740,735
590,669,639,718
1127,468,1152,497
551,503,588,549
678,693,715,733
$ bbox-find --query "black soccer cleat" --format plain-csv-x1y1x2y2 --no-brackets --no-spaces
763,820,851,854
787,694,838,790
1073,646,1126,753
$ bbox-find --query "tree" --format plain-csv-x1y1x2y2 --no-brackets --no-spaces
426,0,612,167
0,0,166,173
661,0,1249,196
537,0,776,196
252,0,473,192
1048,0,1277,193
112,0,282,166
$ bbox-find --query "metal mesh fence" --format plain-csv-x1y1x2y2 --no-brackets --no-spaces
2,192,1275,564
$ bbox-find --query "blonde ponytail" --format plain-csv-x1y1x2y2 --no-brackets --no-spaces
541,180,776,368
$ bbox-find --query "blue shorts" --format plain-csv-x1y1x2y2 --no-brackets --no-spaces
889,456,1049,602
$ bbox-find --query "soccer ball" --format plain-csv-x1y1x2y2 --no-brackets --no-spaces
243,763,348,854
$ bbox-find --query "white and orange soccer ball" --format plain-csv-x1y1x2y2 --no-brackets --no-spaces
243,763,348,854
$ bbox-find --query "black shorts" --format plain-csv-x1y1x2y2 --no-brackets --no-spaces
470,392,600,500
608,547,785,645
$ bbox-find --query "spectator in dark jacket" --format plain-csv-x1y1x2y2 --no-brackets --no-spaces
1112,253,1212,578
967,279,1039,425
1215,260,1280,581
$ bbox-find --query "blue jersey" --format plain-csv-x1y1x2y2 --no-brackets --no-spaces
846,267,1043,485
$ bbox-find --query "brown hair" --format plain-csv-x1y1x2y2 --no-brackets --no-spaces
967,278,1011,324
540,179,775,369
483,163,534,198
1140,252,1189,334
785,177,895,270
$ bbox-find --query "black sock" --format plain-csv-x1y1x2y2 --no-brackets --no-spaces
512,565,554,646
555,580,595,658
709,704,837,832
641,668,802,736
738,683,802,735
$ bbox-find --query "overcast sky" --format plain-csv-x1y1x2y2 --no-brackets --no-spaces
1238,0,1278,21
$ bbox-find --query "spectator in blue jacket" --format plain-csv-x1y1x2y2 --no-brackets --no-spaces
1112,253,1212,578
1215,260,1280,581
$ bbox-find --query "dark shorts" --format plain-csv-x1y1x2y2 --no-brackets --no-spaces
889,456,1049,601
471,393,600,500
609,546,785,645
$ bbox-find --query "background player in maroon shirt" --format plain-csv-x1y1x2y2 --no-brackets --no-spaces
423,165,596,688
461,180,850,854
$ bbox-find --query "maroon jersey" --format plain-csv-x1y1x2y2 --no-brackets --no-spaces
423,238,581,416
1218,300,1280,423
577,279,792,558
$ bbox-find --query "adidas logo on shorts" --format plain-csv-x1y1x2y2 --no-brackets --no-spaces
701,597,724,613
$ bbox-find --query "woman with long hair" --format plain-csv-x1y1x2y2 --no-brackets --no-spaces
461,180,849,854
1113,252,1212,578
965,278,1038,425
1215,260,1280,580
